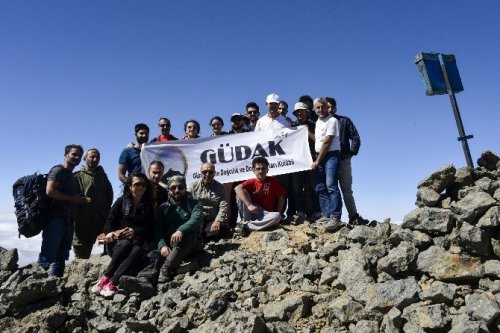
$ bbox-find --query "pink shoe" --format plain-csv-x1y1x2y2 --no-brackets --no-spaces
100,280,117,297
91,276,110,294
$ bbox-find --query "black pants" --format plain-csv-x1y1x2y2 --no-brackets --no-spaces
105,239,144,284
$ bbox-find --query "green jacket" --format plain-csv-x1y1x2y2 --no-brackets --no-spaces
155,196,202,249
74,165,114,244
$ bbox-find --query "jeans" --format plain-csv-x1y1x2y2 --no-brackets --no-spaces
315,150,342,219
37,216,73,277
339,157,358,219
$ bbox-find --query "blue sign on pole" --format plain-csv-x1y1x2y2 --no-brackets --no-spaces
415,52,464,96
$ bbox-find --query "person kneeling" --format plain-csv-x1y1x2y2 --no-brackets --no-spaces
155,176,202,283
234,157,286,236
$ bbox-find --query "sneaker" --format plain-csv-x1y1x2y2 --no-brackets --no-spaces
100,280,117,297
234,223,250,237
315,216,331,223
91,276,110,294
325,218,344,233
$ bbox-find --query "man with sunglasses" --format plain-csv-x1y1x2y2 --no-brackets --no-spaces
150,117,178,142
154,175,203,283
245,102,260,131
188,163,228,241
234,157,286,236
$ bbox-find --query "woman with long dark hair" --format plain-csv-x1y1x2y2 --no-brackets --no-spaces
92,172,155,297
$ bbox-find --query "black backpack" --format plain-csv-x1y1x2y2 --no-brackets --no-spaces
12,173,52,238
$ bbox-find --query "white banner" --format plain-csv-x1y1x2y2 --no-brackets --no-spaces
140,126,312,184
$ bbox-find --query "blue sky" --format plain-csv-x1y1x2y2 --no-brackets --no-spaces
1,1,499,265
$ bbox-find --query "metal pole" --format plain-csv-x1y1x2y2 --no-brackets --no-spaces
439,54,474,168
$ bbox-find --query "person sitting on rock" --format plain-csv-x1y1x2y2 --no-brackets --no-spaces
188,162,229,241
92,172,155,297
155,175,203,283
234,157,286,236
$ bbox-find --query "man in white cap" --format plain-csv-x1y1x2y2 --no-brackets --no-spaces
254,93,290,132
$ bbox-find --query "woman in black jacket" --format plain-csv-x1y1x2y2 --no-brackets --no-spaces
92,172,155,297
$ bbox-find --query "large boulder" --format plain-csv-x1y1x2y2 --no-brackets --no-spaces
417,246,484,282
418,164,456,193
450,191,496,224
402,207,455,234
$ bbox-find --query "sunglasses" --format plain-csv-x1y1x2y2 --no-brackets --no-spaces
201,170,215,175
247,111,258,115
169,185,185,191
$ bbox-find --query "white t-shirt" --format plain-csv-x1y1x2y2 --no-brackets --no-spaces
314,114,341,153
254,114,290,131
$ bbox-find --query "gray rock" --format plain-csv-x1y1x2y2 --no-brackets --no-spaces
347,226,379,246
449,222,492,256
416,187,441,207
475,177,499,195
377,241,418,276
326,295,364,324
317,240,347,260
87,317,121,332
402,207,455,234
379,307,402,333
0,248,18,272
291,255,322,278
450,191,496,224
419,282,457,304
412,230,433,249
477,206,500,228
351,320,379,333
492,239,500,258
417,246,484,282
318,263,338,286
454,167,476,188
448,320,487,333
494,188,500,201
387,227,414,246
466,292,500,324
484,260,500,277
263,294,312,322
365,277,420,313
337,247,374,303
477,150,500,171
418,164,456,193
403,303,450,330
260,229,291,252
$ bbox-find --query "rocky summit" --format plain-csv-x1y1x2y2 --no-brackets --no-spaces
1,150,499,333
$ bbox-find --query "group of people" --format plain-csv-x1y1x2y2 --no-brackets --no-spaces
36,93,371,297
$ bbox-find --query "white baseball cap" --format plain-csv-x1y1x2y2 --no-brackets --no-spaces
266,93,280,104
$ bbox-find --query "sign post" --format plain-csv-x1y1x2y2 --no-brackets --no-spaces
415,52,474,168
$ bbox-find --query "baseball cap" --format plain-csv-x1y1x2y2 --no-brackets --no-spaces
266,93,280,104
231,113,244,121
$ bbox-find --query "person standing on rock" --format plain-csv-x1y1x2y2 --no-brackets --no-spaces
148,160,168,208
326,97,373,227
155,175,203,283
311,97,346,232
245,102,260,131
118,123,149,184
38,144,88,277
234,157,286,236
150,117,178,142
188,162,229,242
92,172,155,297
73,148,114,259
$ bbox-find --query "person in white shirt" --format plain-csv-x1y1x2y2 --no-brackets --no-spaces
311,97,346,232
254,93,290,131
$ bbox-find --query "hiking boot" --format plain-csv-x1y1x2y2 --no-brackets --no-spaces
234,223,250,237
158,266,173,284
100,280,117,298
291,212,307,225
350,214,376,227
91,275,110,294
325,218,344,233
